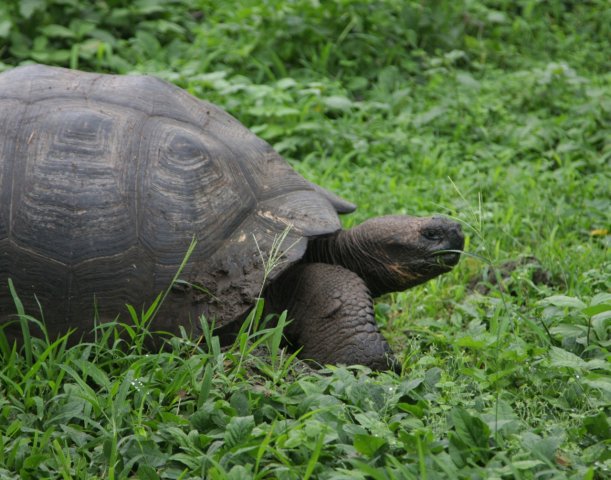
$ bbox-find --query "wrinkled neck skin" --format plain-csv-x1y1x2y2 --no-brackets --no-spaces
305,228,410,297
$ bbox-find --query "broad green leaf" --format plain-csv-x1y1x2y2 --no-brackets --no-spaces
424,367,442,388
353,434,387,457
133,0,165,14
583,412,611,440
481,400,520,434
227,465,252,480
414,106,446,126
349,460,388,480
520,432,563,462
583,303,611,317
347,382,386,410
89,28,117,45
31,49,72,63
592,312,611,341
511,460,545,469
487,11,507,23
283,427,307,449
323,95,353,111
23,454,47,469
0,20,10,38
136,465,161,480
223,415,255,450
549,346,587,369
230,391,250,416
168,453,199,470
19,0,45,19
71,359,111,390
539,295,586,310
354,412,383,431
397,403,425,418
273,106,300,117
456,72,480,89
591,293,611,306
450,407,490,451
40,24,76,38
398,378,424,395
550,324,587,338
347,76,368,91
455,336,488,349
276,78,297,89
583,376,611,394
585,359,610,371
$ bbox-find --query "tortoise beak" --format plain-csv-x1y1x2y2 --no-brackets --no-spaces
429,217,464,267
433,250,462,267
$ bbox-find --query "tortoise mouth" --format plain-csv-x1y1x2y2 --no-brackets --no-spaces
431,250,462,268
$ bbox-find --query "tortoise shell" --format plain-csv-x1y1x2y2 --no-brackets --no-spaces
0,64,350,337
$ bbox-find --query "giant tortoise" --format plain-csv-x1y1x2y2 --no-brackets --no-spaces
0,65,463,370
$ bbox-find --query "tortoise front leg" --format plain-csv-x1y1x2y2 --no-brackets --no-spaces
267,263,399,372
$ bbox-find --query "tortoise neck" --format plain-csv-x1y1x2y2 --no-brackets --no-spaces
304,229,393,297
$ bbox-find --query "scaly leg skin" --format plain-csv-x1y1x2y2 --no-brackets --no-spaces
267,263,400,372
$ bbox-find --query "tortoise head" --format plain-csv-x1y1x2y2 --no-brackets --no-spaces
343,215,464,296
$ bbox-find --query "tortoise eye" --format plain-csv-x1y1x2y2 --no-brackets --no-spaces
422,229,443,242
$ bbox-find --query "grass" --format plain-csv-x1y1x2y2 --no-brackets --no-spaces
1,0,610,478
